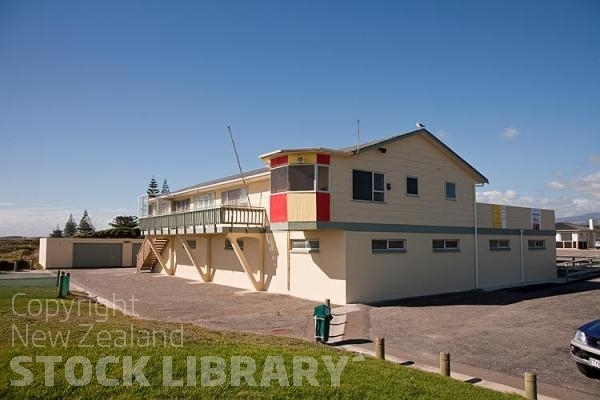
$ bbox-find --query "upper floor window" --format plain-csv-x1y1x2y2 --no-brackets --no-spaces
174,198,190,212
445,182,456,200
221,188,247,206
353,170,384,202
406,177,419,196
194,194,214,209
271,165,329,193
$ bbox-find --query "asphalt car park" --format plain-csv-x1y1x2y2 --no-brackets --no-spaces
361,277,600,399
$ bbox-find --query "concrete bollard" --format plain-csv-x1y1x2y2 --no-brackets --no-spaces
375,337,385,360
440,352,450,377
29,260,33,269
13,261,18,272
524,372,537,400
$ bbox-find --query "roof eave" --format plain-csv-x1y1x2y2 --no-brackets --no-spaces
259,147,352,161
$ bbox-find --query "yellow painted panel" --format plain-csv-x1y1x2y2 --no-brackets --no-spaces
287,193,316,221
288,152,316,165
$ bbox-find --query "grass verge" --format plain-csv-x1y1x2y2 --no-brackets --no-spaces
0,287,522,399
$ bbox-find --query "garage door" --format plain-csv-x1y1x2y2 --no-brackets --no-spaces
131,243,142,266
72,243,122,268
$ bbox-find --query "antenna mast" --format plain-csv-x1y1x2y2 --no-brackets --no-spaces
227,126,252,207
356,119,360,156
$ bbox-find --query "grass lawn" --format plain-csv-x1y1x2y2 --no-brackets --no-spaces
0,287,523,399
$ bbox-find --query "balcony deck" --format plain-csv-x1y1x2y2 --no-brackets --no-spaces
139,206,266,235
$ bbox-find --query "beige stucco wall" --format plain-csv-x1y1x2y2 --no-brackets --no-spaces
288,230,346,304
478,234,557,288
164,230,346,304
345,232,476,303
165,233,288,294
330,134,479,227
39,238,144,269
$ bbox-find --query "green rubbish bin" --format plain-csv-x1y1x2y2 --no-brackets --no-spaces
313,304,333,343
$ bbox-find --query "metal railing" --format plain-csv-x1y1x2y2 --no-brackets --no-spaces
557,256,600,281
139,205,266,231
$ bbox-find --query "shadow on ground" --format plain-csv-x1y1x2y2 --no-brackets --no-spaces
367,279,600,307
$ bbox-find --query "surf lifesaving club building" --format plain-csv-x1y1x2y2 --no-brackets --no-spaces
136,128,556,304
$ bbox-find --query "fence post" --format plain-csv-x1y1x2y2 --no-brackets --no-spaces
13,261,18,272
56,270,62,287
440,352,450,377
375,337,385,359
524,372,537,400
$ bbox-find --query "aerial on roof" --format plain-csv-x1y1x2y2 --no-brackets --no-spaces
166,127,489,196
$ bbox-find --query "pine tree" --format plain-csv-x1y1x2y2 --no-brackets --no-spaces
49,225,63,238
147,177,159,198
109,215,141,238
161,179,170,195
77,209,96,237
64,214,77,237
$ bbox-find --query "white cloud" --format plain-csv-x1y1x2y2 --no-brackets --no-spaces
570,171,600,198
587,154,600,165
547,181,566,190
0,206,135,237
502,127,519,140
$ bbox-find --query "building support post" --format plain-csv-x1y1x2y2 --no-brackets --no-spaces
227,232,265,291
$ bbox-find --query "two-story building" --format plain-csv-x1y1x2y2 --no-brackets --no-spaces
137,128,556,304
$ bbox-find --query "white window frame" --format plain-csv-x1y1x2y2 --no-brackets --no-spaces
352,169,385,203
432,239,460,252
221,188,248,206
290,239,320,253
372,239,406,253
528,239,545,250
193,194,215,210
406,176,419,197
271,164,330,193
445,181,456,201
489,239,510,250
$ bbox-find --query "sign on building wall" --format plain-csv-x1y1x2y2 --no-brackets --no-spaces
492,205,507,228
531,208,541,230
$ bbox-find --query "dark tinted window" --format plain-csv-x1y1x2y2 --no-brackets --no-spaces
353,170,373,201
407,177,419,195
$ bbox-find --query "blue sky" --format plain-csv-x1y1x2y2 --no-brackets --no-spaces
1,0,599,236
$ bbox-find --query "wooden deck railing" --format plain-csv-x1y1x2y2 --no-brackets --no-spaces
139,206,266,232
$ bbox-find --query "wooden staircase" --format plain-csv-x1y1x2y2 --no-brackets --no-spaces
136,237,169,272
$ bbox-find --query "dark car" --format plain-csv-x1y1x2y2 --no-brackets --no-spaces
571,319,600,377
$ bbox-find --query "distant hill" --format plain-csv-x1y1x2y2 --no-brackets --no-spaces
556,212,600,225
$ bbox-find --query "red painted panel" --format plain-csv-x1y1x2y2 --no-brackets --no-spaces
270,193,288,222
316,154,330,165
271,155,288,167
316,192,330,222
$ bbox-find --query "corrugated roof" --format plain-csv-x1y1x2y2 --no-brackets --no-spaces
555,222,588,231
